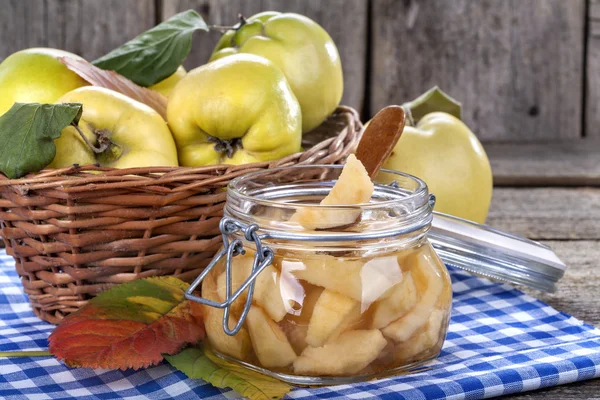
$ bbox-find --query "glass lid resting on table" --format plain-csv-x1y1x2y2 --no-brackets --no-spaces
430,212,566,292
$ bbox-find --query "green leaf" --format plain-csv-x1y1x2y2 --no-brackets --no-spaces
0,103,83,179
166,346,293,400
402,86,462,124
92,10,208,87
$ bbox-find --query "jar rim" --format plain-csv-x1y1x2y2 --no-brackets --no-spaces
227,164,429,211
224,164,433,246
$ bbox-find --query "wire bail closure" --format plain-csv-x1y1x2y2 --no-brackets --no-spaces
185,217,274,336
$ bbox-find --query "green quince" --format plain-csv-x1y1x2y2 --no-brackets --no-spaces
167,53,302,166
0,48,88,116
210,12,343,132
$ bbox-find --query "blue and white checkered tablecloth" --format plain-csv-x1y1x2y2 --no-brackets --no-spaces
1,250,600,400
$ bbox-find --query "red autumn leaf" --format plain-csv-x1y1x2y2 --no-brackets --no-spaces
49,276,204,370
58,56,168,120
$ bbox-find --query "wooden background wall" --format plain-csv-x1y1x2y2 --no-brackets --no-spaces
0,0,595,143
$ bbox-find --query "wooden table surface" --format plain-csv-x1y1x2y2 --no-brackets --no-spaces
485,141,600,399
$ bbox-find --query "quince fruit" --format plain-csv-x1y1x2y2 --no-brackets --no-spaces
381,112,492,223
279,285,323,354
49,87,178,168
149,65,186,98
393,309,446,364
167,54,302,166
0,48,88,116
211,12,343,132
287,254,402,305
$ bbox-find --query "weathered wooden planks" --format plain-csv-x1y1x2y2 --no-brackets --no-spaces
370,0,586,142
587,0,600,139
486,141,600,186
487,188,600,240
161,0,368,112
0,0,155,62
528,240,600,324
0,0,45,60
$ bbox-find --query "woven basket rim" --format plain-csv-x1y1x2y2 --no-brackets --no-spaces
0,105,362,192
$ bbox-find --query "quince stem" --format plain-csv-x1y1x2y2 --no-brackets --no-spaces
70,122,113,154
209,14,247,33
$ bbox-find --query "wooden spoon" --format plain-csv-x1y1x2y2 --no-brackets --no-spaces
355,105,406,178
290,105,407,233
311,106,406,232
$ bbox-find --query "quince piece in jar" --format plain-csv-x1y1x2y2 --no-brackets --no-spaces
202,272,252,360
325,305,365,344
216,253,290,322
381,250,445,342
393,309,446,364
293,329,387,375
246,306,297,368
279,319,309,355
286,257,363,300
216,256,251,317
254,263,294,322
288,284,324,325
288,255,402,304
290,154,374,230
370,272,418,329
280,285,324,354
306,290,359,347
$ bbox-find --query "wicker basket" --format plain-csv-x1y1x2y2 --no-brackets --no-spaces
0,106,362,324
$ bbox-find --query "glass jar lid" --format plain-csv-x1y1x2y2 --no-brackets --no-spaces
428,212,566,292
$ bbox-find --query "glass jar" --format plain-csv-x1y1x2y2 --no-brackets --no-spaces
187,165,452,385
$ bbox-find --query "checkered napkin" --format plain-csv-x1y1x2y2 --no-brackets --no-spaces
2,250,600,400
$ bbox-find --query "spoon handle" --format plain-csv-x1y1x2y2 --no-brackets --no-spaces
354,105,406,178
